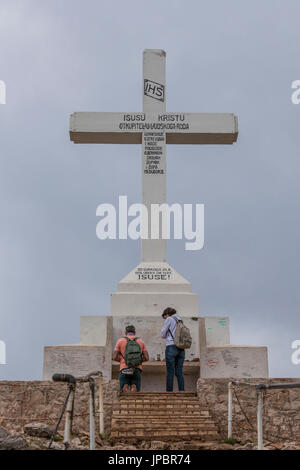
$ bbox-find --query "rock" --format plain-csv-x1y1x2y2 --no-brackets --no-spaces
27,439,48,450
150,440,169,450
28,442,44,450
139,441,151,449
49,441,65,450
68,437,88,450
264,443,282,450
71,437,82,447
107,445,130,450
24,422,54,439
0,435,26,450
235,443,254,450
281,444,298,451
182,442,207,450
97,439,111,447
0,427,9,439
106,443,137,450
169,442,185,450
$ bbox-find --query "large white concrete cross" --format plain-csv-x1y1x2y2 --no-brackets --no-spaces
70,49,238,263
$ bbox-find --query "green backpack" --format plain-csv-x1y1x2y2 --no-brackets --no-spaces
123,337,143,368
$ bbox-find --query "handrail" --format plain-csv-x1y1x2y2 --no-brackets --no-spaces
256,382,300,390
49,371,104,450
228,381,300,450
230,380,257,387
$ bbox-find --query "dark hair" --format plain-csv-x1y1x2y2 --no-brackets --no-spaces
163,307,177,317
125,325,136,334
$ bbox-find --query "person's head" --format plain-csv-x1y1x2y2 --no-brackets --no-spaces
125,325,136,335
162,307,177,318
161,312,168,320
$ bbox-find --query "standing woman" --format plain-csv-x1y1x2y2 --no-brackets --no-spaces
160,307,185,392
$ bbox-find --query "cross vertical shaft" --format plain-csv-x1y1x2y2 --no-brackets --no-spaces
142,49,166,262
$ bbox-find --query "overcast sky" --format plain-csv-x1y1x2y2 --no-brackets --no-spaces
0,0,299,379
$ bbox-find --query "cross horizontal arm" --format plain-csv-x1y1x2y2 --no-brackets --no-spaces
70,112,238,145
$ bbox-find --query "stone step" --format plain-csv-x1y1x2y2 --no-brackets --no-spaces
112,429,218,435
120,396,197,400
113,411,210,417
112,415,214,426
120,399,199,405
118,398,202,403
119,395,199,399
118,403,202,408
118,404,204,409
110,391,220,443
112,422,217,429
118,399,205,404
114,407,209,411
120,395,198,398
110,430,219,440
113,421,217,426
120,392,197,395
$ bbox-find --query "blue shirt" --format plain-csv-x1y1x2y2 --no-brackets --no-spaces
160,314,181,347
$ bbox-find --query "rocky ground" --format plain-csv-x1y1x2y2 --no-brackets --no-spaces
0,423,299,451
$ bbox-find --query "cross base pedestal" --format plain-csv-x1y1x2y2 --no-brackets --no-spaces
110,261,198,317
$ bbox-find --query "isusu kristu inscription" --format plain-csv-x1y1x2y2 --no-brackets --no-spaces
119,113,189,130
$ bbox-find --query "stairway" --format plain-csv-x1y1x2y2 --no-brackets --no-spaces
111,392,220,441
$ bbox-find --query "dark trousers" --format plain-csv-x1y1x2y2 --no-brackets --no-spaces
119,368,141,392
165,345,185,392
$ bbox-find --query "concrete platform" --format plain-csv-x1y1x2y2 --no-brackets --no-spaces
42,317,112,381
199,318,268,378
42,344,112,381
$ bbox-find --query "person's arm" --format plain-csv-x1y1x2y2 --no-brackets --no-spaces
161,317,171,338
112,340,122,362
112,350,121,362
139,340,149,362
142,350,149,362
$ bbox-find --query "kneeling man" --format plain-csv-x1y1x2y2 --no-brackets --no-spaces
113,325,149,392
